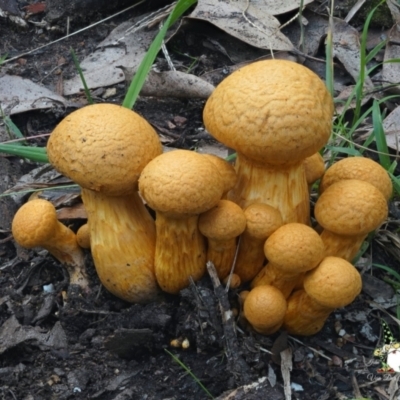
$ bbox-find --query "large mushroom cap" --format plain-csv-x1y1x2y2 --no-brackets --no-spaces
203,59,333,165
47,103,162,196
304,256,362,308
315,179,388,236
319,157,393,200
263,223,324,274
139,150,224,217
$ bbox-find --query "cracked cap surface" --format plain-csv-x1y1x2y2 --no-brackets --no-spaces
203,59,333,165
47,103,162,196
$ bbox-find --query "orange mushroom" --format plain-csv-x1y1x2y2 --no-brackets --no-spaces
139,150,224,294
251,223,325,298
47,103,162,303
203,59,333,224
283,256,362,336
12,199,88,289
315,179,388,261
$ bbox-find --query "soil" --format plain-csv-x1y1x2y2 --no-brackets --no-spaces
1,1,400,400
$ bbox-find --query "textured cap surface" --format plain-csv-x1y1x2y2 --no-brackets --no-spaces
47,103,162,196
139,150,224,216
244,203,283,239
203,59,333,165
243,285,287,332
315,179,388,235
264,223,324,273
304,256,362,308
319,157,393,200
198,200,246,240
12,199,58,247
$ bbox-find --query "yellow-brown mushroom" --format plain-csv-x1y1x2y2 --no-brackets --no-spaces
47,103,162,303
203,59,333,224
12,198,88,289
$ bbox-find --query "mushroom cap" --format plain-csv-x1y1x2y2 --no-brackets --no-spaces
203,59,333,166
304,152,325,185
12,199,59,247
202,154,237,194
304,256,362,308
47,103,162,196
76,223,90,249
138,150,224,217
315,179,388,235
244,203,283,239
319,157,393,200
243,285,287,333
264,223,325,274
198,200,246,240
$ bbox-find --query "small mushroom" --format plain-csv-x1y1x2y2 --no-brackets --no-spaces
304,152,325,191
198,200,246,279
319,156,393,200
251,223,325,298
202,154,237,198
203,59,333,224
47,103,162,303
243,285,287,335
139,150,224,294
315,179,388,261
76,223,90,249
235,203,283,283
282,256,362,336
12,199,88,289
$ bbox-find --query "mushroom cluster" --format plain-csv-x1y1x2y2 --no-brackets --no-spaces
11,59,391,338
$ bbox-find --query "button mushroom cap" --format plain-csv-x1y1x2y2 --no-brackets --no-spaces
139,149,224,294
315,179,388,261
319,157,393,201
235,203,283,282
304,152,325,190
76,223,90,249
283,256,362,336
202,154,237,197
251,223,325,298
47,103,162,303
12,198,88,289
198,199,246,279
203,59,333,224
243,285,287,335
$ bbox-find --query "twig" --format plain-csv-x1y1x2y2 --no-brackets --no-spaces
206,261,252,386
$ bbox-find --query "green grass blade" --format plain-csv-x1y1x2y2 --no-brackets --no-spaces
2,115,27,145
372,100,391,170
373,263,400,283
324,146,362,156
325,1,334,97
0,144,49,163
122,0,197,109
164,349,214,399
70,47,94,104
389,172,400,196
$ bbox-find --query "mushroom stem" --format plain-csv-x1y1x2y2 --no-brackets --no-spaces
154,212,206,294
81,188,159,303
228,154,309,224
319,230,366,261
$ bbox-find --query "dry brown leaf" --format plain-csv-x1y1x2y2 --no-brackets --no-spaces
188,0,294,51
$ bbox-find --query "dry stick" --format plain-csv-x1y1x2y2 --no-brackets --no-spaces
206,261,252,386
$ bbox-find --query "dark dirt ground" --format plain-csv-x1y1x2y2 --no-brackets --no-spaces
1,1,400,399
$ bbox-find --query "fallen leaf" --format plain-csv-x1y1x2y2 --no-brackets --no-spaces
0,75,68,115
332,18,374,88
188,0,294,51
